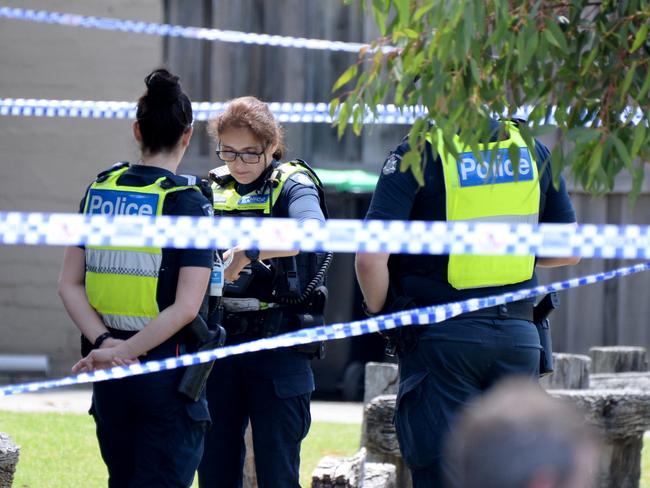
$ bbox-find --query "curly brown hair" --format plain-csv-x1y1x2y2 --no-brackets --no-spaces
208,96,284,160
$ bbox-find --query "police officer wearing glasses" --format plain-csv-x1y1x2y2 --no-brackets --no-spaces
355,119,580,487
198,96,330,488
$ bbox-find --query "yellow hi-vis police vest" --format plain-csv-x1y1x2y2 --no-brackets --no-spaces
83,164,202,331
210,161,314,214
437,122,540,289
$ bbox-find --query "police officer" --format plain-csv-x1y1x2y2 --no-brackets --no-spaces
355,119,580,487
198,96,329,488
59,69,213,487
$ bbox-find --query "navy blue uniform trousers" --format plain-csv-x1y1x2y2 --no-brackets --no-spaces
91,368,211,487
198,347,314,488
394,318,540,488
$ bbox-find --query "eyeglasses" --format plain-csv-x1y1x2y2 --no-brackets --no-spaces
216,147,266,165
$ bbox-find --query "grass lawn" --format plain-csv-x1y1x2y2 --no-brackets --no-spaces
5,410,650,487
0,411,360,488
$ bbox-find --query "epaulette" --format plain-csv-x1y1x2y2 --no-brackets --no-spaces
159,173,200,190
208,165,234,186
95,161,129,182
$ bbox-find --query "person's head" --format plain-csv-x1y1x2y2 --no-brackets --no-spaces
445,378,600,488
134,68,193,158
208,96,284,184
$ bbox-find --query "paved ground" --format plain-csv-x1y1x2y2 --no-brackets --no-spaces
0,387,364,424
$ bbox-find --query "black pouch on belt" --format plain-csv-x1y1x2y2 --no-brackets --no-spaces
533,293,559,377
292,313,327,359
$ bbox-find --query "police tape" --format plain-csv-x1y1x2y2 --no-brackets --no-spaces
0,6,391,54
0,98,421,125
1,211,649,259
3,98,644,128
1,261,648,397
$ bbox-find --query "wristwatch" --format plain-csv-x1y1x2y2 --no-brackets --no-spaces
244,249,260,263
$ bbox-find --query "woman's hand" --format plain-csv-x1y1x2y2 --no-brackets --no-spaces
72,342,139,373
223,247,249,282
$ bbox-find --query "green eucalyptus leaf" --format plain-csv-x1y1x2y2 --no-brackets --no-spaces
611,133,632,170
630,23,648,53
337,102,350,139
619,62,637,103
332,64,358,93
546,20,569,52
631,123,646,159
401,149,425,186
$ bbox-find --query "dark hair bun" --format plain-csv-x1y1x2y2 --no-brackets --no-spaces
144,69,181,104
136,68,193,154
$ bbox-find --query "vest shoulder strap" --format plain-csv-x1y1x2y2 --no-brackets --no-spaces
277,159,324,189
277,160,329,219
95,161,130,182
158,173,202,190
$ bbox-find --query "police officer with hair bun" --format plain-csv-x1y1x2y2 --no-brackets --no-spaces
356,119,580,487
58,68,213,487
198,96,330,488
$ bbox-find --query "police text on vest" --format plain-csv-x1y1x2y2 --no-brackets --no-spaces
87,190,158,216
456,148,534,187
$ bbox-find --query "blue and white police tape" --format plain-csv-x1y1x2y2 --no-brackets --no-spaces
1,260,649,397
0,6,393,54
0,98,422,125
1,212,649,260
3,97,643,127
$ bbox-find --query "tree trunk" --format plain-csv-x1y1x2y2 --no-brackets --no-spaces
311,448,397,488
539,353,591,390
590,372,650,390
311,448,365,488
363,362,399,405
361,362,399,447
549,389,650,488
363,463,397,488
589,347,647,374
363,395,411,488
0,433,19,488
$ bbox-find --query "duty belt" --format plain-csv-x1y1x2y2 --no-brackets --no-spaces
449,301,534,322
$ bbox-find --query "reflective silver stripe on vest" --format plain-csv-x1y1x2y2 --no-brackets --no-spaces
459,213,539,224
101,314,150,332
85,249,161,278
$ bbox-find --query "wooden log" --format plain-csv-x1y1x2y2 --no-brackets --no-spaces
311,448,365,488
363,463,397,488
590,372,650,390
364,395,411,488
0,432,19,488
539,353,591,390
363,362,399,405
589,346,647,374
550,389,650,488
244,422,257,488
361,362,399,447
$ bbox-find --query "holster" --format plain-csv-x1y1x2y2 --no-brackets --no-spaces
533,292,559,377
177,315,227,402
293,313,327,359
536,318,554,377
380,295,422,358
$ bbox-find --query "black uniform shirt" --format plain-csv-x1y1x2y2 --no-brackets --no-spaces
366,133,577,307
78,164,213,348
